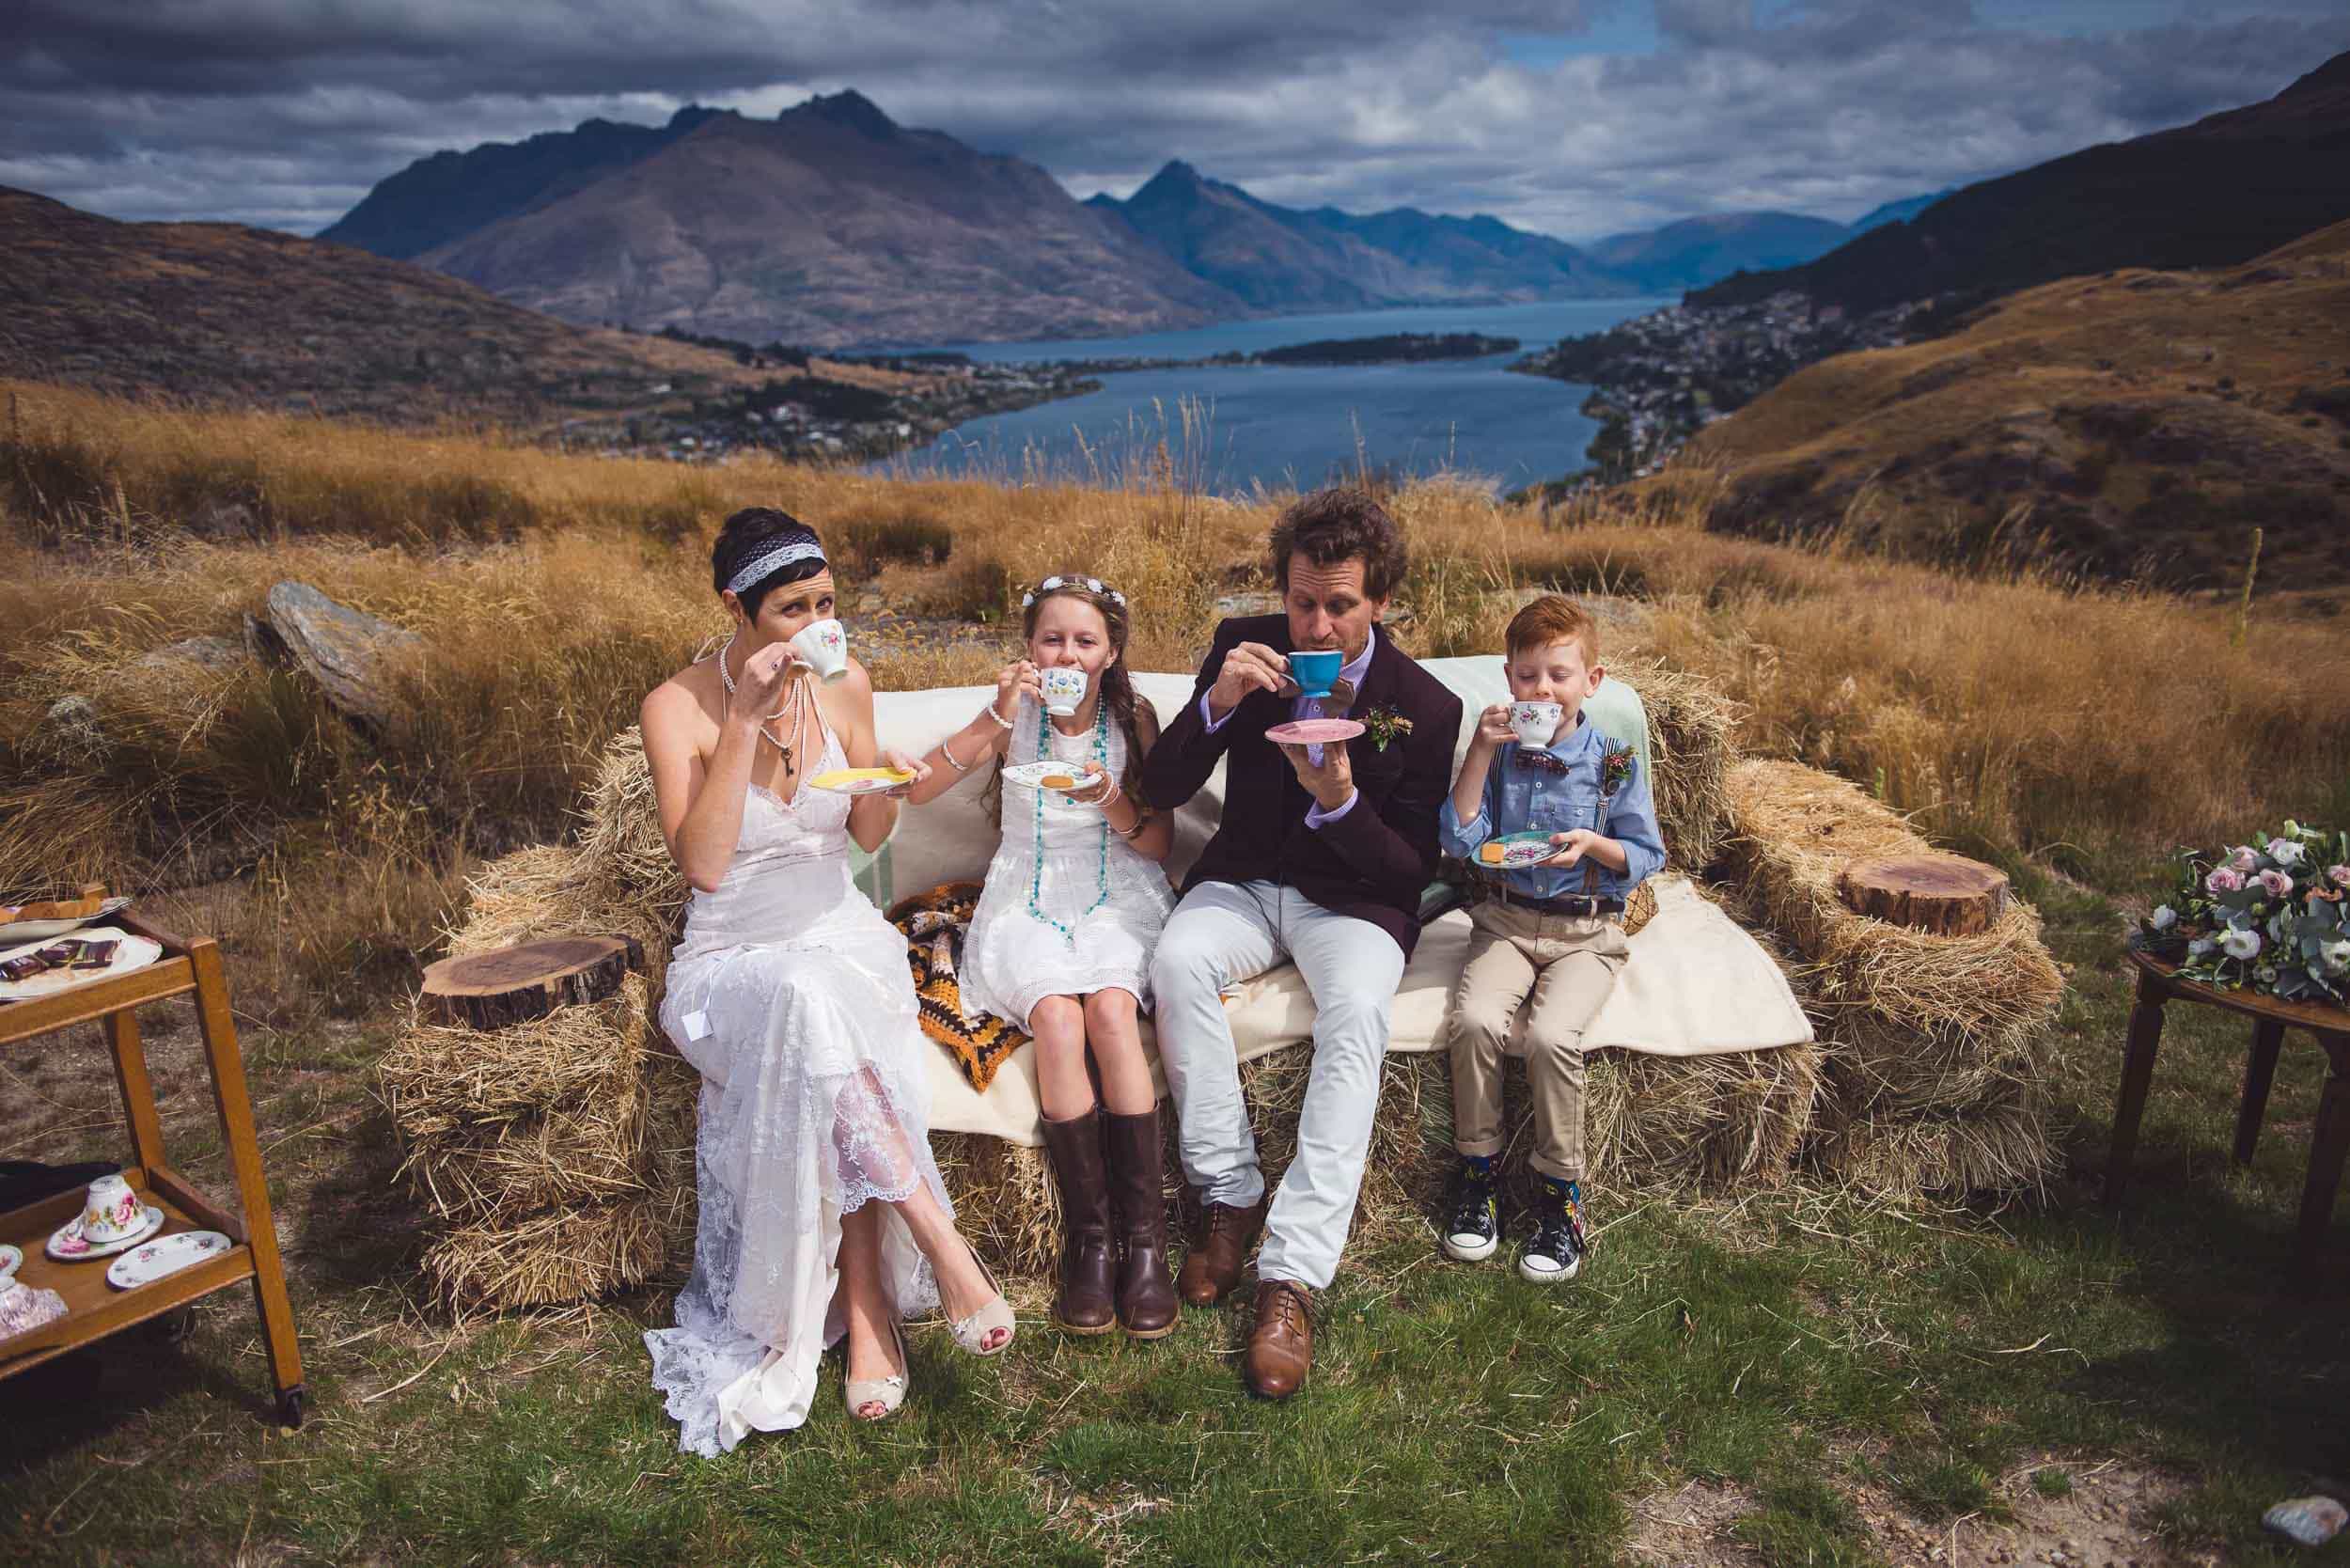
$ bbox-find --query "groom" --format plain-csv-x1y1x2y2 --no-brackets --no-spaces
1143,487,1463,1399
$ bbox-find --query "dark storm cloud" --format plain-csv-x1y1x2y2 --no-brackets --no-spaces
4,1,2344,240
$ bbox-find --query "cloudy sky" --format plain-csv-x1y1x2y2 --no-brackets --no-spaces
6,1,2345,243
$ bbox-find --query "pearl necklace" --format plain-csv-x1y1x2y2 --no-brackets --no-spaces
714,625,805,769
1026,697,1111,944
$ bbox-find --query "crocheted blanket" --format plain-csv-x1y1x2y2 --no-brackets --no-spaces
886,882,1030,1092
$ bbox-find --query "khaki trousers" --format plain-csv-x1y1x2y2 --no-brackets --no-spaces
1447,900,1629,1182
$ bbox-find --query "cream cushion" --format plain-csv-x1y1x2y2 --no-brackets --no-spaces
867,658,1809,1147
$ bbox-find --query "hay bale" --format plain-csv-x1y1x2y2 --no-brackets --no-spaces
577,725,690,915
424,1198,671,1316
382,972,655,1222
1723,759,2062,1045
446,842,677,977
379,971,650,1133
1808,1077,2055,1199
1587,1044,1825,1188
1616,656,1740,872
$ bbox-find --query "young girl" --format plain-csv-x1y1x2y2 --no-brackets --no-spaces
640,508,1013,1451
901,573,1180,1338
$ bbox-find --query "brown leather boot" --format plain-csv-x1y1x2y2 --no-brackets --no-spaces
1244,1278,1314,1399
1103,1107,1179,1339
1175,1191,1269,1307
1039,1108,1116,1335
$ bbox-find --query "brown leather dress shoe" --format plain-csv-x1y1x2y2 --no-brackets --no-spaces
1176,1193,1269,1307
1244,1278,1314,1399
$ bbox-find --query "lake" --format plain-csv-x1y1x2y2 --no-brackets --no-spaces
881,299,1662,496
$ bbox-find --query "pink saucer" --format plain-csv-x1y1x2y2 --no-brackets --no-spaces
1264,718,1364,746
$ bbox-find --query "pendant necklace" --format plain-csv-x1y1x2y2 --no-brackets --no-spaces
714,625,801,773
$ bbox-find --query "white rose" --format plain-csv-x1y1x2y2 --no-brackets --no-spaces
2219,928,2263,961
2149,905,2177,931
2266,837,2307,866
2323,937,2350,974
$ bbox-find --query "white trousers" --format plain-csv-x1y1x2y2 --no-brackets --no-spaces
1149,880,1406,1290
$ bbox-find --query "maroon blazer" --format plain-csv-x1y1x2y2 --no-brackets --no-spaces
1142,616,1464,958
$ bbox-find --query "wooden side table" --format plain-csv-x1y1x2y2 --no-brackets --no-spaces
0,907,306,1424
2105,948,2350,1287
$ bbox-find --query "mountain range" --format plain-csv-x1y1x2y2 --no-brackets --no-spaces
320,92,1912,346
0,184,759,425
1695,52,2350,315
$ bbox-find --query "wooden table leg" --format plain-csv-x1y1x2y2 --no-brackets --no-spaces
2236,1018,2285,1164
105,1007,168,1174
188,939,305,1417
2106,968,2170,1210
2297,1034,2350,1292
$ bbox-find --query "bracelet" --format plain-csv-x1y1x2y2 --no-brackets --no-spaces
1114,809,1150,840
939,733,973,774
983,701,1014,729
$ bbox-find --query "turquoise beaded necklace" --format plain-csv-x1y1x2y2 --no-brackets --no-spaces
1026,693,1111,943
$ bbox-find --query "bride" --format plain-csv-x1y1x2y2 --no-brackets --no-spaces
640,507,1013,1455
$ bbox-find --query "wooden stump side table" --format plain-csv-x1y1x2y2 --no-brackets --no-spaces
2105,948,2350,1287
0,908,306,1424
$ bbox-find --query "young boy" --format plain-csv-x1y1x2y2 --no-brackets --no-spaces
1435,596,1665,1282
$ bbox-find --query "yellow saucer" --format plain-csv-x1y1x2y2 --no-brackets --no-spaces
806,767,915,795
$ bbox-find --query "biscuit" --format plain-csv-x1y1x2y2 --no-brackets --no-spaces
1041,775,1076,790
1478,841,1507,865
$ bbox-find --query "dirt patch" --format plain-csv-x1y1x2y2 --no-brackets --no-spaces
1907,1456,2201,1568
1627,1458,2206,1568
1625,1479,1763,1567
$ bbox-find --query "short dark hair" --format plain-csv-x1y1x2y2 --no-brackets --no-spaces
712,507,827,616
1269,488,1407,602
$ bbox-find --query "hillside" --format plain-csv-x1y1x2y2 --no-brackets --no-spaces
1086,161,1633,310
1693,51,2350,316
384,93,1241,348
0,184,758,424
1584,211,1851,292
1682,220,2350,596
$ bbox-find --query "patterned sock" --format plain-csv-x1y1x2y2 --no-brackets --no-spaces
1461,1153,1497,1182
1542,1175,1582,1212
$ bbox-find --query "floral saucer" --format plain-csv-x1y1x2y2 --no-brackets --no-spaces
0,1243,20,1284
1474,830,1566,870
46,1202,165,1262
1000,760,1101,794
107,1230,230,1290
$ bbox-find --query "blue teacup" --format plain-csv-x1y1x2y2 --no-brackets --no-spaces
1287,649,1342,698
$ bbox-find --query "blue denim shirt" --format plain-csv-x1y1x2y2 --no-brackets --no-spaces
1438,710,1667,901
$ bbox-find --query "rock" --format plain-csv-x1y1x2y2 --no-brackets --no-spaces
250,581,422,727
38,695,107,762
2264,1497,2346,1548
133,635,245,676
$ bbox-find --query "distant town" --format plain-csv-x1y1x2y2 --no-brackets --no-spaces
1510,292,1924,488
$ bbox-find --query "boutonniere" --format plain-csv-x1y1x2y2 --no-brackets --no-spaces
1362,704,1414,752
1600,742,1636,797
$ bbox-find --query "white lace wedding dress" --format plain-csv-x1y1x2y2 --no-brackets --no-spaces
646,715,950,1457
961,698,1177,1028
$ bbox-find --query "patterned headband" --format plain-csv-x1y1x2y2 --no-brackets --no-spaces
1022,573,1126,609
724,538,826,596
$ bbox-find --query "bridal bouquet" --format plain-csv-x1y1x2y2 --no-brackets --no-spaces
2134,821,2350,1005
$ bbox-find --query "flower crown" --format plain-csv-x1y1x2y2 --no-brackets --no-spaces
1022,574,1126,609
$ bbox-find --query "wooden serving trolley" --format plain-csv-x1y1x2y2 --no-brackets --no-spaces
0,903,305,1425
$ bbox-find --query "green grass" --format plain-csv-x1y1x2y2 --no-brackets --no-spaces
3,867,2348,1566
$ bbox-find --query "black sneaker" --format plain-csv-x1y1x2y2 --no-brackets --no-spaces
1440,1161,1501,1262
1520,1180,1587,1283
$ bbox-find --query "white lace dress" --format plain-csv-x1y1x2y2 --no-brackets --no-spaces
646,717,950,1458
961,698,1177,1028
